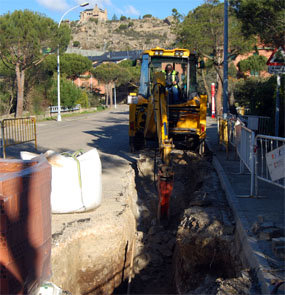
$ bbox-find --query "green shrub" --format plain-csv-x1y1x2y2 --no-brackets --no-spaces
89,18,98,24
48,77,82,108
120,15,127,21
118,24,128,31
73,41,80,47
76,91,89,108
143,14,152,19
238,55,267,75
88,92,101,107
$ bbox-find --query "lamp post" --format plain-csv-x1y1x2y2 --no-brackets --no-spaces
57,2,89,121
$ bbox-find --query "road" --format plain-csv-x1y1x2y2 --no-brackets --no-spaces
6,105,137,198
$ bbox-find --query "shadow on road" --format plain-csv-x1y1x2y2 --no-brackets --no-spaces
84,118,137,172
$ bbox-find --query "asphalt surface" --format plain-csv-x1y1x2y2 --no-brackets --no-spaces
5,105,137,197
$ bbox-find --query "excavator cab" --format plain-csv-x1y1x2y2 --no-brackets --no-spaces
129,47,207,152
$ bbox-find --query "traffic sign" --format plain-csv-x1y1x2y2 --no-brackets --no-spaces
268,65,285,74
267,47,285,66
267,47,285,74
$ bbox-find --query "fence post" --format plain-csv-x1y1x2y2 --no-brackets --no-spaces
1,121,5,159
32,117,37,150
254,136,258,197
250,130,255,197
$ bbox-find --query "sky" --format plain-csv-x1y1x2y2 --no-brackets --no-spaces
0,0,205,23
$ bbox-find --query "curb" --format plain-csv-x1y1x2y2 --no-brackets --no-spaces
206,139,273,295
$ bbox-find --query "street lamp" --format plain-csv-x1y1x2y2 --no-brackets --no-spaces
57,2,89,121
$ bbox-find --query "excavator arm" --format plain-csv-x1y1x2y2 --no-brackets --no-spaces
151,72,174,220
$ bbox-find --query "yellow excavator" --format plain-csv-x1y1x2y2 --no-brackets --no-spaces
128,47,207,220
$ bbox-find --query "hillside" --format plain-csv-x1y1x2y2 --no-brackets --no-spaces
69,16,177,52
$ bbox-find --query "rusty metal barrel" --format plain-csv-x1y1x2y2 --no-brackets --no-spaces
0,156,51,294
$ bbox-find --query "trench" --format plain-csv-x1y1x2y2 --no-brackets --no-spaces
114,147,257,295
51,147,259,294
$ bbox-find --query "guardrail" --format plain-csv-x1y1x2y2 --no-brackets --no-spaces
49,104,80,114
254,135,285,195
1,117,37,158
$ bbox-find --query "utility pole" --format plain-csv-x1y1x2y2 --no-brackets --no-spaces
223,0,228,118
275,74,280,136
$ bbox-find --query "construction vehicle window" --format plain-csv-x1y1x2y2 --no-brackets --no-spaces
138,54,149,98
150,58,188,96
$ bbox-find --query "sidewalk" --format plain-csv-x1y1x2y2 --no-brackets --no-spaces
206,116,285,294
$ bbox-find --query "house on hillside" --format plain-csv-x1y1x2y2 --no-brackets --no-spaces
80,4,107,23
74,72,106,94
233,45,274,78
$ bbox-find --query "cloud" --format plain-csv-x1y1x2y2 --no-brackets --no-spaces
75,0,112,9
36,0,69,12
125,5,140,16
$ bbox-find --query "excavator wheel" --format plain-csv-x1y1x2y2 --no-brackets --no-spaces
199,140,205,155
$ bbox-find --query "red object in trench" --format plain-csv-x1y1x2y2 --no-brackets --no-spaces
158,174,174,218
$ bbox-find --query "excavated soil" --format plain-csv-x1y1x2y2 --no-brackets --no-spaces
51,147,258,294
115,148,257,294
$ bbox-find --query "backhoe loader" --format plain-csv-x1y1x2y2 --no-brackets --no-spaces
128,47,207,220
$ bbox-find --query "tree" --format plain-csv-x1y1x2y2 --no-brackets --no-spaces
120,15,127,21
0,10,70,117
112,14,118,21
92,61,141,106
172,8,183,23
175,1,254,115
43,53,92,79
118,60,141,87
0,60,16,114
230,0,285,48
92,63,126,106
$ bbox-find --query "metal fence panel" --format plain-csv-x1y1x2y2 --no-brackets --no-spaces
242,115,272,135
255,135,285,194
1,117,37,158
236,126,255,196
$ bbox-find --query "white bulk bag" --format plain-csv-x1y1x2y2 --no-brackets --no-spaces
20,149,102,213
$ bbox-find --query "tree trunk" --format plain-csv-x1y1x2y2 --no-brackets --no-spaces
201,69,211,101
15,63,25,117
216,72,223,117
